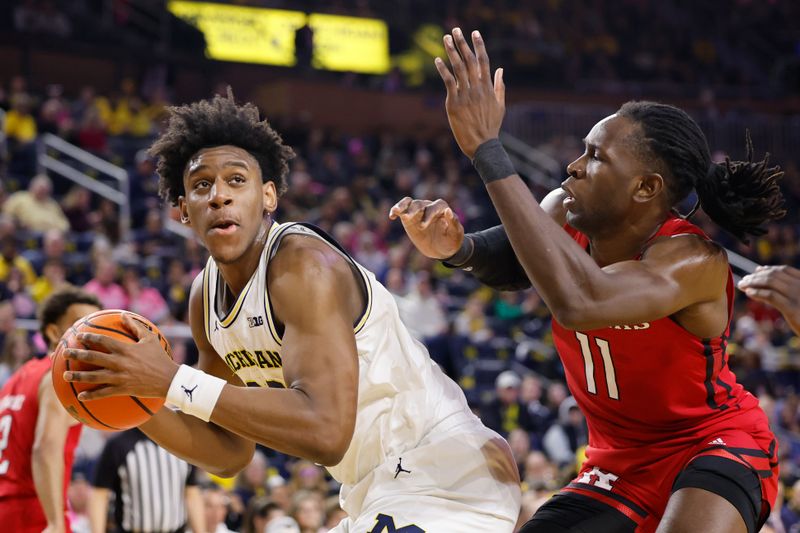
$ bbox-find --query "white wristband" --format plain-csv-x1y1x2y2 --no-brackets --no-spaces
166,364,226,422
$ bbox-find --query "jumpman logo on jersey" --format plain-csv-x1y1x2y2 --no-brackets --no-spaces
182,385,198,402
214,321,219,332
394,458,411,479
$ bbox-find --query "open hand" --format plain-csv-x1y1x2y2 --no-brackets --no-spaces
64,313,178,401
435,28,505,159
389,197,464,260
738,265,800,335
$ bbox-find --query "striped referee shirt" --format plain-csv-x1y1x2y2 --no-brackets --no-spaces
93,428,197,533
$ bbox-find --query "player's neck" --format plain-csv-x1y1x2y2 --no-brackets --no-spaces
587,212,669,267
216,220,271,296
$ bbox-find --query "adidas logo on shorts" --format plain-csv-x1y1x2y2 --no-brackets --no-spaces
707,437,726,446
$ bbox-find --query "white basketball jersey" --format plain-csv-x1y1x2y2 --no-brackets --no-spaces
202,222,478,486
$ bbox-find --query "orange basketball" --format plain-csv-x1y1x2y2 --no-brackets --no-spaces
51,310,173,431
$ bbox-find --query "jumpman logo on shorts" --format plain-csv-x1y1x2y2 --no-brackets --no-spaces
394,458,411,479
182,385,198,402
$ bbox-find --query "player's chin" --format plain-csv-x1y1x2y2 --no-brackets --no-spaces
207,241,246,265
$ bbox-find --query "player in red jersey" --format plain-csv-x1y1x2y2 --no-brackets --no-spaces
391,29,786,533
0,287,101,533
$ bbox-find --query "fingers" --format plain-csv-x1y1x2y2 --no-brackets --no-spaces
122,313,153,342
65,348,118,369
452,27,479,86
419,199,452,227
738,267,798,296
443,33,469,89
76,331,127,353
472,30,490,81
741,287,794,314
76,385,120,402
434,57,457,95
63,368,120,385
389,197,413,220
494,67,505,106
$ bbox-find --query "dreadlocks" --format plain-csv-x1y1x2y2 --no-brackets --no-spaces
618,101,785,243
149,90,295,206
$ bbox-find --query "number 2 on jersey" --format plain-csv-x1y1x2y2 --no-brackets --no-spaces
576,332,619,400
0,414,11,474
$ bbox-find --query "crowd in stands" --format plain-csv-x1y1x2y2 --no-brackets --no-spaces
6,0,800,99
1,73,800,532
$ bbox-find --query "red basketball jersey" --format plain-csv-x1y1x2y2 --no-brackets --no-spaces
550,216,776,522
0,356,82,524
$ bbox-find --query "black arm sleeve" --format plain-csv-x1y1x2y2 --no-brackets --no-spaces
445,225,531,291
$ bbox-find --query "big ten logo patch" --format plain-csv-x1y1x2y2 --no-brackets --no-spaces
247,315,264,328
577,466,619,491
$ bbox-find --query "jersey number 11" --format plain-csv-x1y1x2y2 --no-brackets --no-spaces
575,332,619,400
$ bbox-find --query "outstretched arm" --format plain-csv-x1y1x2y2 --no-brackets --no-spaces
32,374,76,533
390,189,567,291
739,265,800,335
434,28,728,331
65,235,360,467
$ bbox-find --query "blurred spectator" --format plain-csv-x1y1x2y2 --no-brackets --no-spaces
480,370,533,437
67,473,92,533
203,485,237,533
0,236,37,286
290,491,324,533
287,461,329,499
522,450,558,495
121,265,169,323
243,497,285,533
542,396,588,467
781,479,800,532
129,150,161,222
0,298,14,349
62,186,94,233
4,92,37,175
323,496,347,530
508,427,532,476
393,271,447,342
5,266,36,318
266,516,301,533
134,208,173,256
519,373,552,442
39,84,72,136
30,259,68,303
454,292,493,343
14,0,71,37
84,257,128,310
2,174,70,232
0,329,32,386
76,106,109,157
234,450,270,509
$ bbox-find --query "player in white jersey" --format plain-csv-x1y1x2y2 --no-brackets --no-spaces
62,92,521,531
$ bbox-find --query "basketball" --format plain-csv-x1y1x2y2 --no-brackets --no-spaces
51,310,173,431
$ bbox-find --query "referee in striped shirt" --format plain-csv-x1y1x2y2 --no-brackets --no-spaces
89,428,204,533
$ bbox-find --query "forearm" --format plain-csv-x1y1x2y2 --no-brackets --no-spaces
484,176,602,320
140,406,254,477
447,225,532,291
31,447,65,529
209,384,350,466
88,489,108,533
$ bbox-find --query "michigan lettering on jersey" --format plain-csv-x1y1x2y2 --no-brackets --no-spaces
368,514,424,533
223,349,283,373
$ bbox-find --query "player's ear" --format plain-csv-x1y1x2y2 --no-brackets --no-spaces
44,323,60,348
262,181,277,214
633,173,663,204
177,196,191,225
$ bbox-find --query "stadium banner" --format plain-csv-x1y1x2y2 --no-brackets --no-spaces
167,1,389,74
167,1,306,66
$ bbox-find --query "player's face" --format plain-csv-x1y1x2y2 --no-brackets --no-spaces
561,115,654,235
179,146,277,264
46,303,101,350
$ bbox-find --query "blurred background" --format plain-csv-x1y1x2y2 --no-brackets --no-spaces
0,1,799,532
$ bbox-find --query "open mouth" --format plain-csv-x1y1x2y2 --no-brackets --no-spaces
209,220,239,235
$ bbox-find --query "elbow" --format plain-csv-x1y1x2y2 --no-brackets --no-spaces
550,303,593,331
32,441,59,462
307,423,353,467
210,456,251,479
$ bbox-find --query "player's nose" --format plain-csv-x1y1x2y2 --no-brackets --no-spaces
208,180,233,208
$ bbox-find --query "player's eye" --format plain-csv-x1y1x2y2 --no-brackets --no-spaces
194,179,210,190
230,174,246,184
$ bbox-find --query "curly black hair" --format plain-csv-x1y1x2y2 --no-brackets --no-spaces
149,90,295,206
618,101,785,243
38,285,101,347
